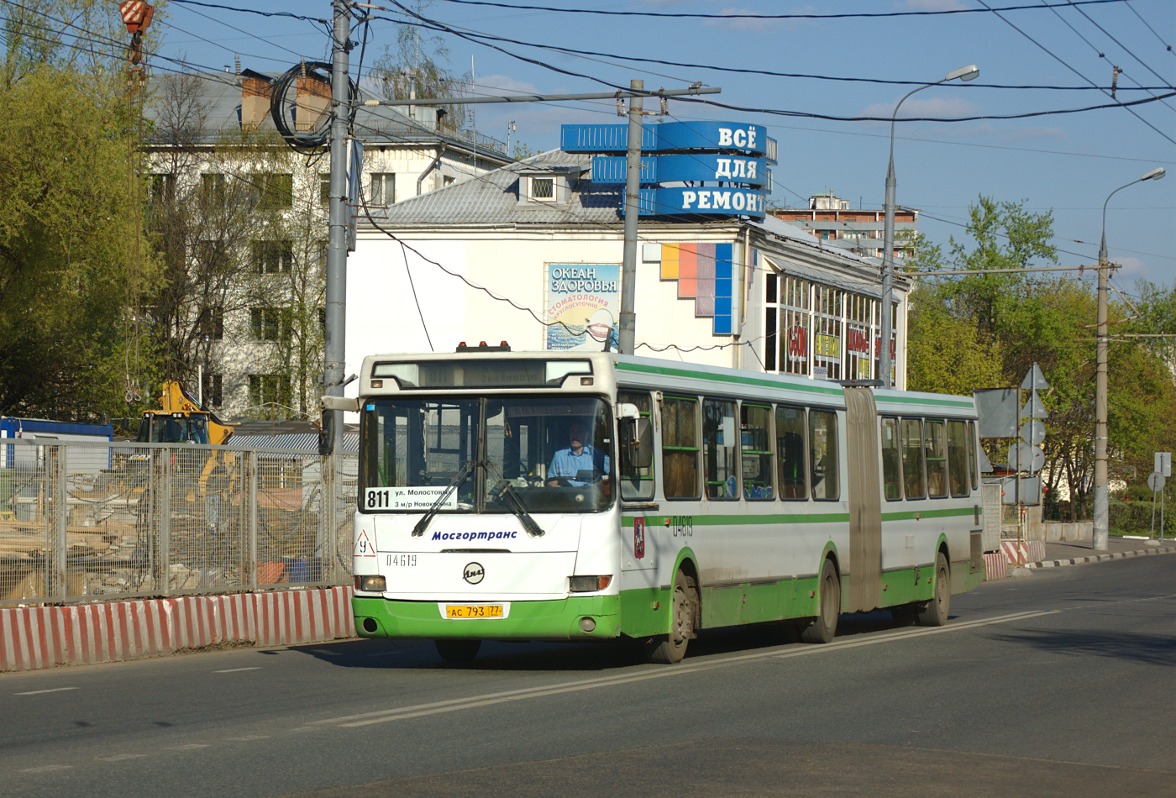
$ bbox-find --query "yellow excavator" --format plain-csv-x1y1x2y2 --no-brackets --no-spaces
135,381,236,446
134,382,238,509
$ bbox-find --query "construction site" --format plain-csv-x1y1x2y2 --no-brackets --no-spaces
0,383,355,606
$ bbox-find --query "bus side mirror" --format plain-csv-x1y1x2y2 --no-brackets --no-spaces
618,404,653,470
318,409,335,456
318,396,359,456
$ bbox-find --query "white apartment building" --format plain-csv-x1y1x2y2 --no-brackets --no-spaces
142,68,511,420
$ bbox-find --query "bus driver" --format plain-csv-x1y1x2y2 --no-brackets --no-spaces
546,422,610,487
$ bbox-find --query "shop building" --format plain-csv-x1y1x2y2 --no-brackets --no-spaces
348,125,912,388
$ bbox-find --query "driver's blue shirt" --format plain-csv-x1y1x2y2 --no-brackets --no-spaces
548,445,610,481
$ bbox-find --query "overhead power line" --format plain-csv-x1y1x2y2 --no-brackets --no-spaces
375,5,1173,92
1123,0,1175,57
428,0,1129,21
680,90,1176,123
975,0,1176,145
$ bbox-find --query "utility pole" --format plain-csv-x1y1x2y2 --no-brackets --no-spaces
618,79,643,356
1093,167,1165,550
1093,253,1110,551
324,0,351,456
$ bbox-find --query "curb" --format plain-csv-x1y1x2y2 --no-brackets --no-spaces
1026,544,1176,569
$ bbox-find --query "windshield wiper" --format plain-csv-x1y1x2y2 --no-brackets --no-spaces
490,479,545,538
411,459,477,537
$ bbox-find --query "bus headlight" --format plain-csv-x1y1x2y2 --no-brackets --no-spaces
569,575,613,593
355,575,387,592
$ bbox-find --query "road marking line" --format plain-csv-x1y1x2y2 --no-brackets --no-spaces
20,765,73,773
97,754,149,762
165,744,211,751
321,610,1058,728
14,687,80,696
212,667,261,673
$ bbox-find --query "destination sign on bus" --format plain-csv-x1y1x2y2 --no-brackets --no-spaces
366,486,457,511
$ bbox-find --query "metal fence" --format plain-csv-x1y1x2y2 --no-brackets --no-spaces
0,438,356,606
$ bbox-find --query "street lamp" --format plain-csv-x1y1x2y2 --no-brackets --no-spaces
879,64,979,388
1093,166,1166,550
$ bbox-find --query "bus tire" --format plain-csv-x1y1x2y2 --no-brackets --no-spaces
917,552,951,627
648,570,697,664
435,639,481,664
801,558,840,644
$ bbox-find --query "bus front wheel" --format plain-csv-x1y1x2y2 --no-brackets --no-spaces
801,558,840,644
647,570,698,664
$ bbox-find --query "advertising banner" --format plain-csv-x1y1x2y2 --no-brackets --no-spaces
545,263,621,351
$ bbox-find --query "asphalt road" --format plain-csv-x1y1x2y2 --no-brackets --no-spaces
1,555,1173,798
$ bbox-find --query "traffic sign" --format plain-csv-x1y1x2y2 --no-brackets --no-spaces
1009,442,1045,473
1020,419,1046,446
1021,393,1048,420
1021,363,1049,392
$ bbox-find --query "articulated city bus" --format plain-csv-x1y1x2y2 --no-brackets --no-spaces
328,345,985,664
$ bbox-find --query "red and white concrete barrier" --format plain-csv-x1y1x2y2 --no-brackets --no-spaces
983,551,1007,581
999,539,1045,568
0,587,356,673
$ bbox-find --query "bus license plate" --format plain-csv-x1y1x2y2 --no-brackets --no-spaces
445,604,504,619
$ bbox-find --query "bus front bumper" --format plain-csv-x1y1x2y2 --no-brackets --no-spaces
352,594,622,640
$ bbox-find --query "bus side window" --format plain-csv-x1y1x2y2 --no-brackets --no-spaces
901,418,925,499
947,419,971,497
967,420,980,491
618,390,655,502
810,409,839,501
703,398,737,500
926,420,948,498
741,403,773,500
661,396,700,500
776,406,807,500
881,417,901,501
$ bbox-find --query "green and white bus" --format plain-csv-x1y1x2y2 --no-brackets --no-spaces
329,345,985,664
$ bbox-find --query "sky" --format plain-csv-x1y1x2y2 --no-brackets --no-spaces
151,0,1176,293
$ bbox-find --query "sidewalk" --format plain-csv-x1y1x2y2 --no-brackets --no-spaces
1027,536,1176,569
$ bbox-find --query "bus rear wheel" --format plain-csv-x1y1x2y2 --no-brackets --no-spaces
917,552,951,627
435,639,481,664
647,570,697,664
801,558,840,644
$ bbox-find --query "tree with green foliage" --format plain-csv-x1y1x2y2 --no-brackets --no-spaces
0,4,160,420
1111,280,1176,485
907,196,1175,520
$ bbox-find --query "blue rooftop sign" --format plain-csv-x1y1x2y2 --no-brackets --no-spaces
591,154,767,187
562,120,772,221
562,121,771,158
629,187,766,219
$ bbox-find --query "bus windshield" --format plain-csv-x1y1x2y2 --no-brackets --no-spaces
359,395,613,515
